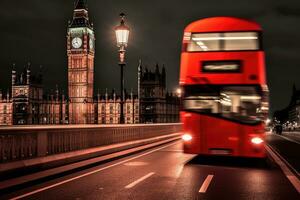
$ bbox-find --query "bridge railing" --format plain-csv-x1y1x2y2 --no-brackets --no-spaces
0,124,181,163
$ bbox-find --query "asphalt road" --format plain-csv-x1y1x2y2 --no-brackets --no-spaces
267,133,300,174
282,131,300,143
1,141,299,200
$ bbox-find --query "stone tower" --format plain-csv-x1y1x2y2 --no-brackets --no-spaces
67,0,95,124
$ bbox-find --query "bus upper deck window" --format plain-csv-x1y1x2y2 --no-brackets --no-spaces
187,33,220,51
186,32,260,52
224,32,259,51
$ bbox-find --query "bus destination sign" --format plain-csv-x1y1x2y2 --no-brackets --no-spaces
202,61,241,73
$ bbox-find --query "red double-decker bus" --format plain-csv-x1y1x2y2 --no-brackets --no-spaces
180,17,269,158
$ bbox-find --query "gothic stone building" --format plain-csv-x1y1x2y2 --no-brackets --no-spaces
95,91,139,124
274,84,300,126
0,91,12,125
10,65,68,125
0,0,179,125
139,64,180,123
0,64,139,126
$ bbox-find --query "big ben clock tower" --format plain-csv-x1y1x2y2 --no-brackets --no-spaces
67,0,95,124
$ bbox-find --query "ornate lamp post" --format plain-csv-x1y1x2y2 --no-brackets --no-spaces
115,13,130,124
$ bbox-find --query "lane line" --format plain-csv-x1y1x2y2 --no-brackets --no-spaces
199,175,214,193
161,149,183,152
9,141,180,200
125,172,155,189
276,134,300,145
267,144,300,177
266,145,300,193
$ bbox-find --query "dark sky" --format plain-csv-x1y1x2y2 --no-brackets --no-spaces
0,0,300,114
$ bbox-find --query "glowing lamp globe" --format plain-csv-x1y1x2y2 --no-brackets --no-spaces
115,13,130,47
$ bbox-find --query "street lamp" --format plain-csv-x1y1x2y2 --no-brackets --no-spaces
115,13,130,124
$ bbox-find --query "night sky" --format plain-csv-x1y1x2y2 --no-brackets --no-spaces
0,0,300,114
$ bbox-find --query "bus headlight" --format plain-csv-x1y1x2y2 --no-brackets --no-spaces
182,134,192,141
251,137,264,145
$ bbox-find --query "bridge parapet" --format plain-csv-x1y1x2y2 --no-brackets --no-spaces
0,124,182,163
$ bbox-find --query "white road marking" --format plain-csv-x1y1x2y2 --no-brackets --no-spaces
124,161,149,166
9,141,180,200
266,145,300,193
276,134,300,145
199,175,214,193
160,149,183,152
125,172,155,189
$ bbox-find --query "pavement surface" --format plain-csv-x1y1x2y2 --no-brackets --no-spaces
282,131,300,143
267,132,300,174
1,141,299,200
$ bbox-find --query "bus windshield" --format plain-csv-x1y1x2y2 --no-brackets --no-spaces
183,85,267,124
187,32,260,52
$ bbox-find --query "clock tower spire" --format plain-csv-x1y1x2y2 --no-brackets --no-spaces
67,0,95,124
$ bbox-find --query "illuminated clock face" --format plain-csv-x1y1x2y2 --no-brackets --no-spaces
89,38,94,50
72,37,82,49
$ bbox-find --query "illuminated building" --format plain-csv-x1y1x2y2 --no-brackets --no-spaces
95,90,139,124
0,90,12,125
0,0,178,125
67,0,95,124
8,64,68,125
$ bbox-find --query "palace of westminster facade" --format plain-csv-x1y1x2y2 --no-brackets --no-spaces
0,0,179,126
